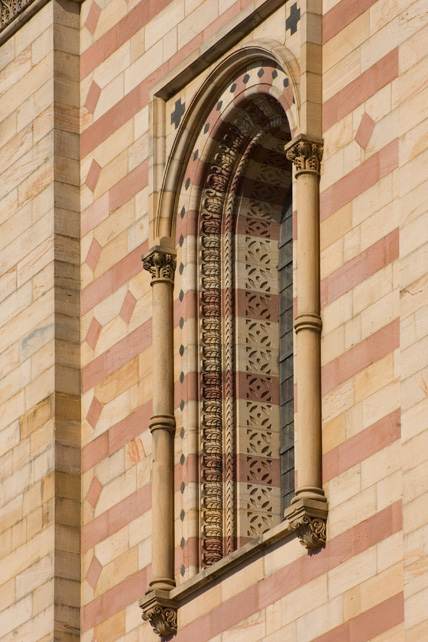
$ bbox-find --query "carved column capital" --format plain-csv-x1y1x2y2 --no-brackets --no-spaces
285,134,323,176
142,246,177,284
140,591,178,638
285,494,328,550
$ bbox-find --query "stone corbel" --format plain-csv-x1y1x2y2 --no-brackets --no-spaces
140,590,178,638
284,134,328,549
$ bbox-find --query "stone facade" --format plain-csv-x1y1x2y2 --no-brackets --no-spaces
1,0,428,641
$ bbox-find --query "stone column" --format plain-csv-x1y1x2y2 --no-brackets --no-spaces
140,242,178,637
284,134,328,549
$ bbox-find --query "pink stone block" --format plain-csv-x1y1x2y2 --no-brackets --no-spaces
85,160,102,193
85,81,102,115
355,112,375,150
86,555,103,588
85,238,102,272
87,476,102,508
87,396,103,429
85,317,102,350
85,1,101,34
119,291,137,324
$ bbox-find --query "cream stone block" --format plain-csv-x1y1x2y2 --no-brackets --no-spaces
94,524,130,567
352,173,393,226
282,575,328,624
265,600,282,635
400,18,428,73
323,12,369,73
405,587,428,629
361,18,399,73
361,439,401,490
377,469,402,511
0,595,32,638
125,39,163,94
295,596,342,642
162,26,178,61
15,554,53,601
0,390,25,433
365,109,398,159
321,325,345,366
125,599,142,634
361,290,398,339
372,624,405,642
94,0,128,40
134,106,148,140
399,144,428,201
328,546,377,597
362,380,400,429
361,562,403,612
94,150,128,200
400,241,428,293
321,146,345,190
179,584,222,627
0,122,33,177
327,463,361,507
94,74,125,120
138,534,151,569
14,1,52,54
93,389,132,440
0,35,15,71
323,377,355,424
323,47,360,102
222,610,266,642
403,492,428,535
0,54,53,124
403,524,428,597
360,200,398,253
377,532,402,574
220,557,264,602
320,203,352,252
95,465,137,516
402,396,428,443
93,40,131,90
33,26,54,66
146,0,184,50
320,237,344,280
401,212,428,263
343,224,361,264
352,263,393,315
355,352,395,404
128,134,148,172
94,201,134,248
95,451,125,491
328,485,377,539
322,411,346,453
96,546,138,595
177,0,218,49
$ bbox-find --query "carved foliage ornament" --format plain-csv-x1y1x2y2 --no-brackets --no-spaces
143,248,176,283
1,0,30,31
198,93,287,564
285,137,323,175
142,603,177,637
289,514,327,549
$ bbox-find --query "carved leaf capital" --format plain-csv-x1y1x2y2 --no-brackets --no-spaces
285,136,323,175
142,247,176,283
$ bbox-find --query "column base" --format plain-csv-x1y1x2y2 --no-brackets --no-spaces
140,590,178,638
285,490,328,550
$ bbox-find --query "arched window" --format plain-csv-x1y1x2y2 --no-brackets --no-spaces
174,61,296,571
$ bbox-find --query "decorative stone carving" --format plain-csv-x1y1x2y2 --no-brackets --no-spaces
143,246,176,283
285,495,328,550
1,0,29,30
140,592,178,637
285,134,323,176
289,514,327,549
